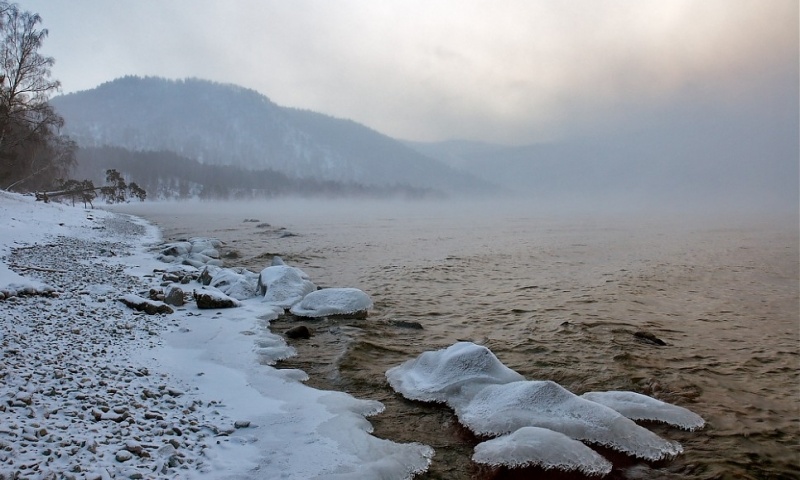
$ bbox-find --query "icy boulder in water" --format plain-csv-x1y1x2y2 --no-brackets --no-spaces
455,380,683,462
385,342,524,404
257,265,316,309
472,426,613,476
289,288,373,318
581,391,705,431
209,268,259,300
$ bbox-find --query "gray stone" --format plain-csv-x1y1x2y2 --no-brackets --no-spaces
164,286,184,306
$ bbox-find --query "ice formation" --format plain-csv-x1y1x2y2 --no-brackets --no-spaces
387,341,706,472
208,267,259,300
257,265,317,309
581,391,706,431
289,287,373,318
456,380,683,461
472,426,613,476
157,237,224,267
385,342,524,404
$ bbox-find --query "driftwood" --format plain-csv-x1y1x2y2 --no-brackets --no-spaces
36,187,98,206
9,263,68,274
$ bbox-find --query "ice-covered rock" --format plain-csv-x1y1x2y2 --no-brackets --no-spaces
257,265,316,309
455,380,683,462
208,267,259,300
472,426,613,476
289,287,373,318
581,391,705,431
385,342,524,404
156,237,224,267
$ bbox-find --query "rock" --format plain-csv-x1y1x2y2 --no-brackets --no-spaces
390,320,424,330
198,266,218,286
163,285,185,306
166,388,184,397
234,420,251,429
633,331,667,346
289,288,372,319
208,268,259,300
118,294,174,315
115,450,133,462
257,265,316,308
162,273,181,283
193,289,240,309
285,325,312,339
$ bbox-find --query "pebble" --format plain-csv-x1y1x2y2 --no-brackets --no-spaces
0,216,236,478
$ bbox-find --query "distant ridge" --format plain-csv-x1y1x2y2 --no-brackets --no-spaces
51,76,492,195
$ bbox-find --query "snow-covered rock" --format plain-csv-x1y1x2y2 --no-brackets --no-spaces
193,287,240,309
472,426,613,475
289,287,373,318
156,237,224,267
118,293,174,315
581,391,705,431
257,265,316,309
209,267,259,300
456,380,683,461
385,342,524,404
387,342,705,471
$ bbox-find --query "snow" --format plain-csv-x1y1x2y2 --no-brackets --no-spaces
0,191,432,479
385,341,524,404
581,391,706,431
456,380,683,462
387,341,703,472
289,287,373,318
257,265,317,309
207,267,259,300
472,427,613,475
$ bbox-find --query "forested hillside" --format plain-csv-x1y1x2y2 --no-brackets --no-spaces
74,146,439,200
52,76,492,195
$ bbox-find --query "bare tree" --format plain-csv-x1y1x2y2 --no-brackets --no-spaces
0,2,69,191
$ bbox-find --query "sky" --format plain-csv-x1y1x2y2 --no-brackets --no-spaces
21,0,800,146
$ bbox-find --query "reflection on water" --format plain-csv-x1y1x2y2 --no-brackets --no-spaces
119,200,799,479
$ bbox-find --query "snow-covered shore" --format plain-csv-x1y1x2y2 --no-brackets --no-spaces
0,192,432,479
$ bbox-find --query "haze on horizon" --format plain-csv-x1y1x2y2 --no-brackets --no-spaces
25,0,798,145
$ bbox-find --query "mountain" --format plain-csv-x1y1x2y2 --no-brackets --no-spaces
51,76,492,195
407,121,799,212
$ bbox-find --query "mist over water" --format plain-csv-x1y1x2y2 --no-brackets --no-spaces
116,198,799,479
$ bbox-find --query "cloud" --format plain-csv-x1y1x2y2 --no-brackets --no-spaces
26,0,800,144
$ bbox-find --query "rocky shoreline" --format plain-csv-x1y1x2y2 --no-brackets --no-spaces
0,216,242,479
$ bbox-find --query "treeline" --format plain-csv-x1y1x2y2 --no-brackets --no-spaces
74,146,441,200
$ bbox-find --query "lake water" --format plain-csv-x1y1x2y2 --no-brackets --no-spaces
117,199,799,479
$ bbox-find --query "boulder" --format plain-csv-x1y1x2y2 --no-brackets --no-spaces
257,265,316,309
209,268,259,300
289,288,373,319
118,294,173,315
285,325,312,339
193,289,240,309
163,285,185,306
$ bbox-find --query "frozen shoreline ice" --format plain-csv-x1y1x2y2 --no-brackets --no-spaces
0,191,432,479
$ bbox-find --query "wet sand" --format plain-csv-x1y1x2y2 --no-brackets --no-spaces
116,200,799,479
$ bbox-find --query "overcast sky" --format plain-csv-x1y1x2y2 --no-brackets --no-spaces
22,0,799,145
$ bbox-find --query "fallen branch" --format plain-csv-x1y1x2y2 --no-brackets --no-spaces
8,263,68,274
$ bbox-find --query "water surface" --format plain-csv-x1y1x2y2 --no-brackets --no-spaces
117,199,799,479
